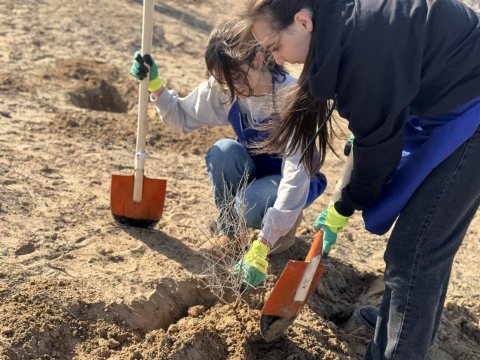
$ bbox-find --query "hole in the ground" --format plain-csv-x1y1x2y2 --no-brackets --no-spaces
312,260,379,325
91,279,217,332
68,79,128,113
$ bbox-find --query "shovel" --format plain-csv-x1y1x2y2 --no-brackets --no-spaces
260,230,327,342
110,0,167,228
260,150,355,341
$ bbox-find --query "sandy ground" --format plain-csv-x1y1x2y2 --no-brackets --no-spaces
0,0,479,359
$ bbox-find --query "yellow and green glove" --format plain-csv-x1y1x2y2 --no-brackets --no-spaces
314,204,350,255
233,240,269,290
130,51,165,92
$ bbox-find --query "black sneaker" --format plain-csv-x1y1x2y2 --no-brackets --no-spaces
354,305,379,329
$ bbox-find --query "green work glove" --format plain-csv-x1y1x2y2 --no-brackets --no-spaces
233,240,269,290
314,204,350,255
130,51,165,92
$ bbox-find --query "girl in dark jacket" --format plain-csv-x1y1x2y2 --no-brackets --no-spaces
243,0,480,359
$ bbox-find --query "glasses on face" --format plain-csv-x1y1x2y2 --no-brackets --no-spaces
216,63,253,96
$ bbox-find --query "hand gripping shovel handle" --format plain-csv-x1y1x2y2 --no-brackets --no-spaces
294,151,353,301
110,0,166,228
259,231,327,342
133,0,154,202
260,149,354,341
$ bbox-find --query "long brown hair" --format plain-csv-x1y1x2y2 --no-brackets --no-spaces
204,17,285,104
244,0,336,176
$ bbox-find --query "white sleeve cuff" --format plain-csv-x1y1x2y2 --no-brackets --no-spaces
259,207,302,246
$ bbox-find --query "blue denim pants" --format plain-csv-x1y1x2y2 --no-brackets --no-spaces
365,126,480,359
205,139,281,233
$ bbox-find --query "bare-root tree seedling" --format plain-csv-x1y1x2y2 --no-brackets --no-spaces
198,170,265,306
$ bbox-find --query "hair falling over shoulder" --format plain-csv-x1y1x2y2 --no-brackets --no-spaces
244,0,336,177
261,48,336,177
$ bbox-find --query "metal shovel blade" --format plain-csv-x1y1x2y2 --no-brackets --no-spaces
110,174,167,228
260,315,296,343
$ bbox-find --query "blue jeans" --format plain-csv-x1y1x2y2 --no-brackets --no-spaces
365,126,480,359
205,139,281,233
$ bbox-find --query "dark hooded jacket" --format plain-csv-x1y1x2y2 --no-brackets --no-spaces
309,0,480,215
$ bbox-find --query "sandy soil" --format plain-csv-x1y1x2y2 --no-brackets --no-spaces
1,0,479,359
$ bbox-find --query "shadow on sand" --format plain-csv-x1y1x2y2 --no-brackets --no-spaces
119,224,204,275
132,0,213,34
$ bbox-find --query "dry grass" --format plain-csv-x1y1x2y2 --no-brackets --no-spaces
198,171,259,305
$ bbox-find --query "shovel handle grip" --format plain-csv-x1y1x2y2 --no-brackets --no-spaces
305,231,323,262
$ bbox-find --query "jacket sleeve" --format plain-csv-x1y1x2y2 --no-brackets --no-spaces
151,78,230,133
259,148,310,245
333,2,423,215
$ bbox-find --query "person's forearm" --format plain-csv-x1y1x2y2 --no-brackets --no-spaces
259,150,310,246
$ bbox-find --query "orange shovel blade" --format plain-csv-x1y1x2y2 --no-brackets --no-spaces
110,174,167,228
263,261,310,318
261,259,327,318
260,231,327,342
260,261,326,341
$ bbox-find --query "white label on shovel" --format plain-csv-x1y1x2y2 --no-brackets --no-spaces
294,256,321,303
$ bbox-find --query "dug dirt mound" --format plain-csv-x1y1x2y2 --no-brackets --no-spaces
0,239,381,360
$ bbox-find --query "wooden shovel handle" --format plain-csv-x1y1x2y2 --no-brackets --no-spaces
305,231,323,261
137,0,154,155
133,0,155,202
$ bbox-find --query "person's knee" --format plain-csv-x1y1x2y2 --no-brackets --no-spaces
205,139,244,166
206,139,254,184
